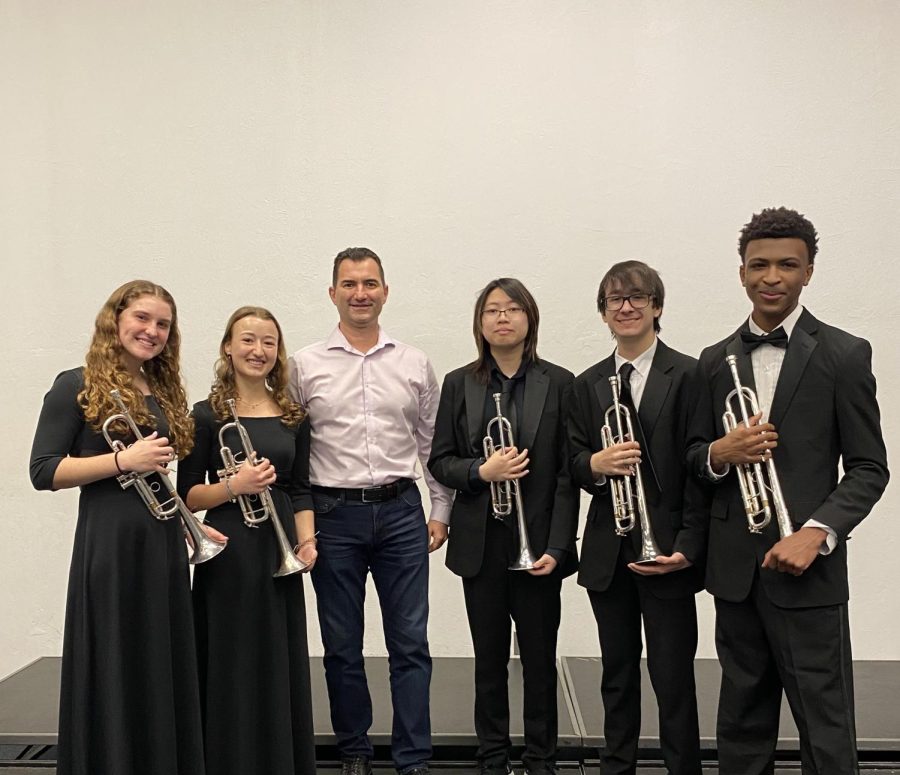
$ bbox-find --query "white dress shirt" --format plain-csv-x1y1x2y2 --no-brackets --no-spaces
289,326,453,524
614,337,658,411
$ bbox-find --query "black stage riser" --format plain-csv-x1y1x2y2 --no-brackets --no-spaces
2,657,899,768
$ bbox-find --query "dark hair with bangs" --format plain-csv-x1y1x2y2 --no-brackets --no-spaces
738,207,818,264
470,278,540,385
596,260,664,334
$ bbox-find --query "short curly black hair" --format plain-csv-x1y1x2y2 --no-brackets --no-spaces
738,207,818,264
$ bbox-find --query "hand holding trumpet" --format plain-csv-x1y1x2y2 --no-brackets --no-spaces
227,455,277,496
479,446,529,482
590,439,641,478
710,411,778,471
115,431,175,475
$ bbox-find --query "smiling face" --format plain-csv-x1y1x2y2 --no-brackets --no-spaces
480,287,529,354
329,257,389,332
116,294,173,371
740,237,813,331
600,280,661,352
224,315,279,382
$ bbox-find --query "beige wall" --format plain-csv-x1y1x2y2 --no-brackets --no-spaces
2,0,898,679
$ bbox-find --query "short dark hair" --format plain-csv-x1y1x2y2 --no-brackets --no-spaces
596,260,664,334
738,207,818,264
471,278,540,385
331,247,386,286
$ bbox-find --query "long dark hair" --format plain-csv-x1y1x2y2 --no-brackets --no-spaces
469,278,540,385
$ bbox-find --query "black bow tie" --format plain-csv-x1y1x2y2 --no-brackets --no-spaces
740,326,788,353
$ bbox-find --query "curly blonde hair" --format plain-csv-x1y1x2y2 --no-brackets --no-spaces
208,306,305,428
79,280,194,456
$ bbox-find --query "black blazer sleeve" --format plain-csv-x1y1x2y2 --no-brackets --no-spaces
428,372,484,495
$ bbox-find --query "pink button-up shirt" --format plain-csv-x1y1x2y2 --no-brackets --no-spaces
288,326,453,524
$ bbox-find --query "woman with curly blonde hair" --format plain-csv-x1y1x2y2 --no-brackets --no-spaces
30,279,222,775
178,306,317,775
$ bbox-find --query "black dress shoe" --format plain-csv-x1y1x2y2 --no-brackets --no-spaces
341,755,373,775
479,763,513,775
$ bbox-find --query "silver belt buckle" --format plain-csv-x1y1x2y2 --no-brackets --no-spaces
361,486,381,503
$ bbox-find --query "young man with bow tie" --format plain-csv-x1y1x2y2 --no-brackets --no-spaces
568,261,705,775
686,207,889,774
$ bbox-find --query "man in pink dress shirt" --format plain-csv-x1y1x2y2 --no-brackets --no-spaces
289,247,453,775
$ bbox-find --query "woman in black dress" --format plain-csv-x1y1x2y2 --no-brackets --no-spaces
29,279,218,775
178,306,317,775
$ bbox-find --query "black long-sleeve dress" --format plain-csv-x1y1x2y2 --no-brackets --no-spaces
29,368,205,775
177,400,316,775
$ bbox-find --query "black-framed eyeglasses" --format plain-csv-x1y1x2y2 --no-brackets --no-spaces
602,293,653,311
482,306,526,319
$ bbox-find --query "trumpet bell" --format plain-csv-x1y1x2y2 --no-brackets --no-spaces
189,532,228,564
274,546,307,577
508,541,537,571
633,545,660,565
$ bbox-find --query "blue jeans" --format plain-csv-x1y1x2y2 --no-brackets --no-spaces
311,485,432,773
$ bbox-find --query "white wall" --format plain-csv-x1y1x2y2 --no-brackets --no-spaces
2,0,898,680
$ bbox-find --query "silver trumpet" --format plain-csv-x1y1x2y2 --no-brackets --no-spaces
483,392,537,571
102,389,227,564
600,375,661,564
722,354,793,538
217,398,306,577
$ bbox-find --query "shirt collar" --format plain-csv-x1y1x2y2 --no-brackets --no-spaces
489,355,529,381
326,325,395,355
614,336,658,379
747,304,804,339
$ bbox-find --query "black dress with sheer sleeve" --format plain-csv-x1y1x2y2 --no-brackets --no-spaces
177,399,315,775
29,368,205,775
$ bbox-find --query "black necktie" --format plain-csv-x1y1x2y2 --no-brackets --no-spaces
616,361,662,497
741,326,788,353
618,362,636,409
500,378,518,440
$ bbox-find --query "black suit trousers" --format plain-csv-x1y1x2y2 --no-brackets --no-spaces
587,540,701,775
715,571,858,775
462,518,562,770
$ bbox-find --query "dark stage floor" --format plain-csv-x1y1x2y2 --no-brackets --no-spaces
2,656,899,771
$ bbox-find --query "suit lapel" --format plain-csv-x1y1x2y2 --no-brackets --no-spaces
464,372,488,452
519,363,549,452
640,341,673,441
769,311,818,429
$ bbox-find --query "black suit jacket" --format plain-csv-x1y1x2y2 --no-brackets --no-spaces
569,340,705,596
428,359,579,579
685,309,889,607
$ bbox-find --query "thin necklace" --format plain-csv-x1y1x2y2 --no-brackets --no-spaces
236,395,269,409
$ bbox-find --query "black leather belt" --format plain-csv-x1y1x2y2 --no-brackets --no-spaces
311,478,414,504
